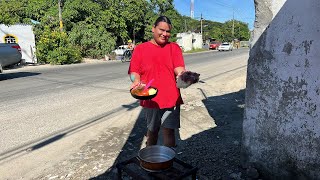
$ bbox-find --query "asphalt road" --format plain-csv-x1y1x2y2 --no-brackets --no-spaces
0,48,249,178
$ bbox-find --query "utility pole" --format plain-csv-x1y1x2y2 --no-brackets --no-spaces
200,13,203,35
184,19,187,32
58,0,63,32
200,13,204,42
133,28,135,44
232,9,234,39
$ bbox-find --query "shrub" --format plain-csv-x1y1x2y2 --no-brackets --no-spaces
68,23,116,59
36,27,82,65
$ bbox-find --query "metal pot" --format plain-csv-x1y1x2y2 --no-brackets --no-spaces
137,145,176,172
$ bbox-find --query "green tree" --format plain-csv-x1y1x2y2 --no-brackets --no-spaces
0,0,28,24
0,0,250,65
208,26,223,41
234,21,250,41
68,22,116,58
116,0,149,43
25,0,55,22
62,0,102,31
149,0,174,15
163,10,184,42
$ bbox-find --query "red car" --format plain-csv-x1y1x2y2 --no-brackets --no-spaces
209,41,221,50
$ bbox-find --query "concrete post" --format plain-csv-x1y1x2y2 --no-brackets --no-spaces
242,0,320,179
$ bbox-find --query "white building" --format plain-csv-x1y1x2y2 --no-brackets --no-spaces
0,24,37,63
176,32,203,52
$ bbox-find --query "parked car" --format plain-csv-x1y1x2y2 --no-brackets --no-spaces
112,45,128,56
218,42,233,51
0,43,22,73
209,41,221,50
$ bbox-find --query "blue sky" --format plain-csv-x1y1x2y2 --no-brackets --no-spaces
173,0,255,30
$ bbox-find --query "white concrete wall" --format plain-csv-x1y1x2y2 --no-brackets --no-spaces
176,33,193,51
192,33,203,49
0,24,37,63
242,0,320,179
176,32,203,51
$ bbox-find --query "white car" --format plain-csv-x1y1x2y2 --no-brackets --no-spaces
112,45,129,55
218,42,233,51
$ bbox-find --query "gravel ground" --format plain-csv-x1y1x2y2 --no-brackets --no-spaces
29,62,259,180
4,56,258,180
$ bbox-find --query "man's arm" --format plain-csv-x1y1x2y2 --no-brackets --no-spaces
174,67,186,77
129,72,141,89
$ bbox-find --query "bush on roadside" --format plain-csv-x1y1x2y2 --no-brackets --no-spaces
36,27,82,65
68,23,116,59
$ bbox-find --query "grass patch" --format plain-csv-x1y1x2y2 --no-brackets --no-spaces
184,48,208,53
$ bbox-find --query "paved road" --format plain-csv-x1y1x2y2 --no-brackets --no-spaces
0,48,249,179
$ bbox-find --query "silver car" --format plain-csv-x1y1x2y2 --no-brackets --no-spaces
0,43,22,73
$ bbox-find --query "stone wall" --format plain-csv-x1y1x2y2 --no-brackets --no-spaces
242,0,320,179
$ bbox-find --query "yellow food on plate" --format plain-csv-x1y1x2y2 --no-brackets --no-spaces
148,88,157,95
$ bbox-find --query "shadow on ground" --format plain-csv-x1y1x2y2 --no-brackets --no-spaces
0,71,41,81
91,89,246,179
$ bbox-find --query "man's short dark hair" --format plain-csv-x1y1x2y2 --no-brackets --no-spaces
154,16,172,27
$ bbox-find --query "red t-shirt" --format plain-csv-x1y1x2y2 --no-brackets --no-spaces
128,41,185,109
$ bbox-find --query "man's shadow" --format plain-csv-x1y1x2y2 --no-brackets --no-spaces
175,89,246,179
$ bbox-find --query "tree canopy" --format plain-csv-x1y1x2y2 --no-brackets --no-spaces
0,0,250,64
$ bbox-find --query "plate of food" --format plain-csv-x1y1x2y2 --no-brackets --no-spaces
130,87,158,100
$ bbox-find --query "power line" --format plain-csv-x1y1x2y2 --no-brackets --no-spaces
213,1,233,9
198,1,254,28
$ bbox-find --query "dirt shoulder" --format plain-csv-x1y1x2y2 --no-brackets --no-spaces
1,51,250,180
32,61,248,179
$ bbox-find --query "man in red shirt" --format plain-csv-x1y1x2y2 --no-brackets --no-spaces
128,16,186,148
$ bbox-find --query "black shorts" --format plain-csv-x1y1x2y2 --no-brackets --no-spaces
144,106,181,132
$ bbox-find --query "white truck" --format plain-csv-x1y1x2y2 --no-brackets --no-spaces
0,43,22,73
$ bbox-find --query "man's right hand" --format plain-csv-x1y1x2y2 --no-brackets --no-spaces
129,72,142,89
131,81,141,89
131,81,147,90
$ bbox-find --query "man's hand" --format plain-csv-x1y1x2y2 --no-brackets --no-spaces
131,81,141,89
129,72,142,89
174,67,186,79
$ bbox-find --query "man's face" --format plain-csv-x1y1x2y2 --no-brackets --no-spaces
152,22,171,45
